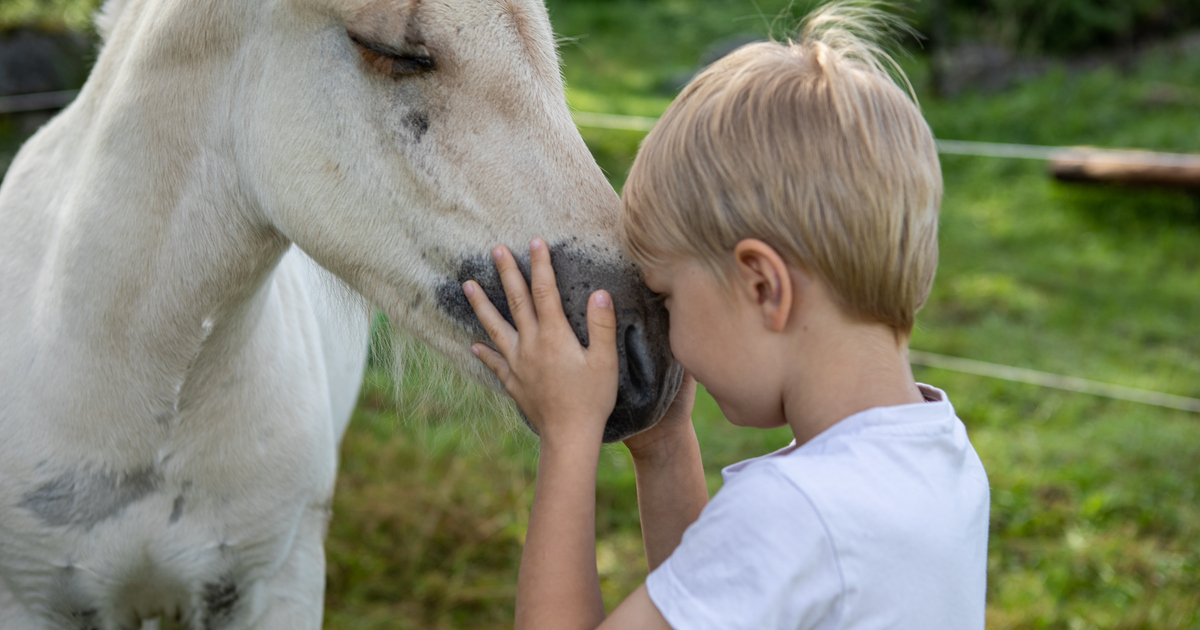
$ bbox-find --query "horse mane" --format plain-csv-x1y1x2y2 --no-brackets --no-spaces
300,254,524,445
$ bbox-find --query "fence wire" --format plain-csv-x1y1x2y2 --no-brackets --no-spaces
572,111,1200,169
573,110,1200,414
910,351,1200,413
4,96,1195,413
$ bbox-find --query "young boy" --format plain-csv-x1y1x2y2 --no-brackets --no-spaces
460,3,990,628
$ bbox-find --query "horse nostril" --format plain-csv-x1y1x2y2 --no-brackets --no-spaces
623,323,654,400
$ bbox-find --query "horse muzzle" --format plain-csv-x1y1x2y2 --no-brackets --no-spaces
435,240,683,442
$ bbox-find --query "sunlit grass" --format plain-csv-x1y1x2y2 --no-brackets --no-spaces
0,0,99,31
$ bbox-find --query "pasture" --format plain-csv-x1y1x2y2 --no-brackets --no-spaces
1,1,1198,628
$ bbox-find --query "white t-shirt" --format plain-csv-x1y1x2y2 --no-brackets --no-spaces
646,384,990,630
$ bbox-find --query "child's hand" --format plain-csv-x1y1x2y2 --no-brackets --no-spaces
463,239,620,448
623,372,697,461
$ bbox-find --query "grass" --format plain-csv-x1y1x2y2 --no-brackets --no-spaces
1,1,1198,628
0,0,98,31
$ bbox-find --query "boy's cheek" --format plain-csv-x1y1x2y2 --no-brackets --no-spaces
668,342,705,387
669,330,720,399
667,327,688,370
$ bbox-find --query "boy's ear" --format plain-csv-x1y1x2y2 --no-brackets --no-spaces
733,239,792,333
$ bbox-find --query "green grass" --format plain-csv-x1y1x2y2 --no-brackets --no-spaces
0,0,99,31
324,367,793,630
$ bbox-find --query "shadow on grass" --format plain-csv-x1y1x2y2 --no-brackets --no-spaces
1053,181,1200,232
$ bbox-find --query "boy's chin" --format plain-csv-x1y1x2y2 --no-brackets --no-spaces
720,403,788,429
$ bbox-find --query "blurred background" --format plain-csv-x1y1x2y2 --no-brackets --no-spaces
2,0,1198,627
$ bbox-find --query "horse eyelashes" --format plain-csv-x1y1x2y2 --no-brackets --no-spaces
392,56,436,75
349,31,437,78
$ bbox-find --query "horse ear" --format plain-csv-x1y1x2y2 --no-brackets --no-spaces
95,0,132,43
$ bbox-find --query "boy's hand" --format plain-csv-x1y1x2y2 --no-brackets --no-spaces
463,239,620,447
622,372,706,571
623,373,697,461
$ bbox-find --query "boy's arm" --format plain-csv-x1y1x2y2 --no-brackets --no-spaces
517,431,607,630
463,241,686,630
624,375,709,570
462,241,617,630
517,413,687,630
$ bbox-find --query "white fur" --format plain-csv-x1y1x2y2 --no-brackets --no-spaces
0,0,622,627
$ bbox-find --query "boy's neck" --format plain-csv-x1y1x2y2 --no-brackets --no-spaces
781,313,924,445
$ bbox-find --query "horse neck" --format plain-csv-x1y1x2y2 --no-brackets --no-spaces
26,3,290,431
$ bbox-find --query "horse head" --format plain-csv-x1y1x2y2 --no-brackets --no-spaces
94,0,682,440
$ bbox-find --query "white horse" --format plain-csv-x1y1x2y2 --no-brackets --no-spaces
0,0,682,626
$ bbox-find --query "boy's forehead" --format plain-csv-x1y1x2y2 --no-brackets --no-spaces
639,257,713,290
639,260,695,293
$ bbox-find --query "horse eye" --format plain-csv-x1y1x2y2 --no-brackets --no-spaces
349,32,436,77
391,56,436,74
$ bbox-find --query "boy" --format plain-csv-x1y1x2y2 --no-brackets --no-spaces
460,2,990,628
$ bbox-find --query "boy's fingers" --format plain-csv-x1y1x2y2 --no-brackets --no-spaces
471,343,512,383
528,238,566,323
492,245,536,332
463,281,516,354
586,290,618,360
662,371,697,421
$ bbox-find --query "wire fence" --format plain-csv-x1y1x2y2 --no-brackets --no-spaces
573,111,1200,168
909,352,1200,414
571,110,1200,414
3,94,1195,413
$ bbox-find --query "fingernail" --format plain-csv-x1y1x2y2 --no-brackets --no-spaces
471,345,480,356
462,281,475,297
493,246,504,261
594,291,611,308
530,238,544,251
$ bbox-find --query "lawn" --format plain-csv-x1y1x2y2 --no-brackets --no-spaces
1,1,1198,628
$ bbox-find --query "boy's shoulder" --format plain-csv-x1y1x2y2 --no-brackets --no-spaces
725,384,989,519
647,387,990,630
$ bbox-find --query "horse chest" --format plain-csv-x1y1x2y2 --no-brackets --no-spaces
2,439,330,629
0,259,346,628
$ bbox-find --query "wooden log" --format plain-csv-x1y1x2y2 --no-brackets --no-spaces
1050,148,1200,191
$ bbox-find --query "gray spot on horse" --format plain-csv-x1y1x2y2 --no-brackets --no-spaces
203,577,239,630
68,608,100,630
47,565,100,630
20,466,163,529
405,110,429,141
169,494,185,524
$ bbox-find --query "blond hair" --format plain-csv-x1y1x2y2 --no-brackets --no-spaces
620,1,941,333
